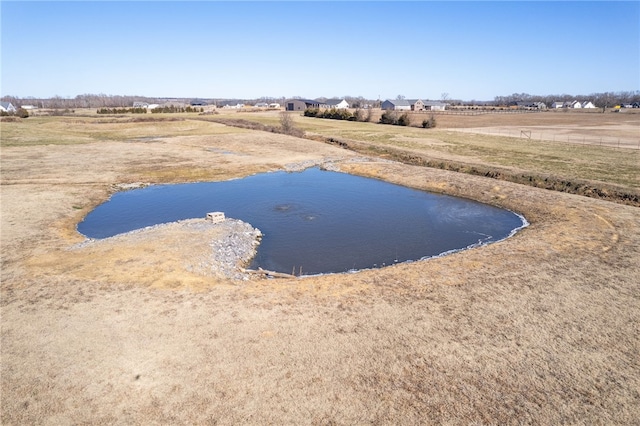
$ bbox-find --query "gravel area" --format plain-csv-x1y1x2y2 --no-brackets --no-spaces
204,218,263,279
72,217,263,281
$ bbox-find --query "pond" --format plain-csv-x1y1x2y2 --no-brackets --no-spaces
77,168,527,275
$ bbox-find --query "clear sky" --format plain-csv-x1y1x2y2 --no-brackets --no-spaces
1,1,639,101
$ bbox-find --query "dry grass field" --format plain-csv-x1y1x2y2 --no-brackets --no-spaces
1,111,639,424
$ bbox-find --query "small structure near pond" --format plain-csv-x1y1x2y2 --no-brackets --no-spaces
206,212,225,223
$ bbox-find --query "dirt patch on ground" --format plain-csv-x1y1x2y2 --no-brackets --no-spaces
1,119,639,424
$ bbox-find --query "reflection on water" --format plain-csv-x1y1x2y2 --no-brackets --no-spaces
78,168,527,275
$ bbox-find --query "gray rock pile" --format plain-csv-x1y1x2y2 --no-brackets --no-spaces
207,219,262,280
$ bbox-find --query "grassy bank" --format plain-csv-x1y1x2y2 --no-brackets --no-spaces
202,111,640,205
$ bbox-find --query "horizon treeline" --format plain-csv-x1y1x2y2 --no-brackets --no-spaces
1,91,638,109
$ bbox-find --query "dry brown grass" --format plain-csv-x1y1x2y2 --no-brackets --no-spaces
214,110,640,204
1,113,639,424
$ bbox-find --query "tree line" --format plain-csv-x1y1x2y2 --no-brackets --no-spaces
97,106,205,114
492,91,640,108
2,90,638,109
304,108,437,129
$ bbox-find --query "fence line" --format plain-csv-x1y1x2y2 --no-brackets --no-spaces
451,128,640,150
411,109,543,116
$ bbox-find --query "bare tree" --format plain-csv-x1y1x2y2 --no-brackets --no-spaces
365,107,374,122
279,111,303,137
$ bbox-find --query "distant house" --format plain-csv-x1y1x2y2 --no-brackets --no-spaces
564,100,582,109
133,102,149,108
0,102,17,113
286,99,322,111
514,101,546,109
552,100,582,109
254,102,269,108
268,103,281,109
407,99,424,111
381,99,411,111
581,101,596,109
324,99,350,109
222,103,245,109
190,99,208,106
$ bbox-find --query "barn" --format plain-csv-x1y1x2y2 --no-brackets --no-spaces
286,99,322,111
381,99,411,111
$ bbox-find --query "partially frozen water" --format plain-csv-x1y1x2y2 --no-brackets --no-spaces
78,168,527,275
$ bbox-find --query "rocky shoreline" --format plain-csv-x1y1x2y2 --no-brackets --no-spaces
72,217,263,281
204,218,263,280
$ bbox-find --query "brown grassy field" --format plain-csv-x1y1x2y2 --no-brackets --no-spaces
1,112,639,424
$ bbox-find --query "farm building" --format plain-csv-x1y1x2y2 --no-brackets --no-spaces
0,102,17,113
325,99,350,109
133,102,149,108
551,101,564,109
581,101,596,109
254,102,269,108
268,103,281,109
381,99,411,111
286,99,322,111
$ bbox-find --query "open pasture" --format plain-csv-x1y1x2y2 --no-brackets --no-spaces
1,112,639,424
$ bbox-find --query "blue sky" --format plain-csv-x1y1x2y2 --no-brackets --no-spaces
2,1,638,100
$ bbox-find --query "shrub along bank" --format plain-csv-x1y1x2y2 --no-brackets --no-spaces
97,106,205,114
304,108,373,122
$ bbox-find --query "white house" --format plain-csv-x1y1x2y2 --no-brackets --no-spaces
381,99,411,111
254,102,269,108
551,101,564,109
581,101,596,109
325,99,350,109
563,100,582,109
0,102,17,113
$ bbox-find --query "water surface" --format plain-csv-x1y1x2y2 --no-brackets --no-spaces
78,168,527,275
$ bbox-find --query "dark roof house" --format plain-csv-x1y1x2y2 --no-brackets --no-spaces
285,99,322,111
